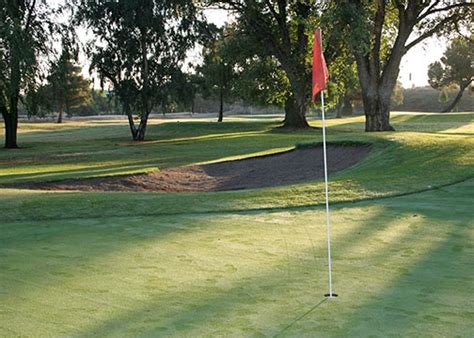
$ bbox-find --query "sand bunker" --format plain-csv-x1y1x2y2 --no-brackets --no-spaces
14,144,371,192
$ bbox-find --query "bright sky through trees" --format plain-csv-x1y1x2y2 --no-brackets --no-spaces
52,1,443,89
205,7,444,88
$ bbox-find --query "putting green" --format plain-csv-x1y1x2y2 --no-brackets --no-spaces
1,180,472,336
0,113,473,336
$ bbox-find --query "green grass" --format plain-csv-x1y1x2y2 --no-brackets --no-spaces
0,112,473,336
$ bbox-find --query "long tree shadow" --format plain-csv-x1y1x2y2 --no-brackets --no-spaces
0,181,472,336
0,196,401,336
330,113,474,134
328,223,473,337
1,123,319,184
71,182,473,336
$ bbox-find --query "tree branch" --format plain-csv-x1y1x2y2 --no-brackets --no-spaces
405,14,460,51
263,0,290,47
24,0,37,33
393,0,406,12
419,2,473,20
418,0,441,20
369,0,385,77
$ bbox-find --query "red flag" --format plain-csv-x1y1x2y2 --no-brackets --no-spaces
312,28,329,102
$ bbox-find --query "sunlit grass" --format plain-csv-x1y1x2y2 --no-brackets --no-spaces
1,180,472,336
0,113,473,336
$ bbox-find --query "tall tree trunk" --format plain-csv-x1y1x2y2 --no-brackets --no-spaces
341,95,353,116
2,106,18,149
364,100,393,131
6,43,21,148
442,81,470,112
280,64,310,128
349,0,410,132
134,112,150,141
132,28,151,142
362,87,395,132
282,88,310,128
57,104,64,123
217,86,224,122
125,103,137,140
354,51,399,132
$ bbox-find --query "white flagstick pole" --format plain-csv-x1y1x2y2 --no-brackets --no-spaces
321,91,336,298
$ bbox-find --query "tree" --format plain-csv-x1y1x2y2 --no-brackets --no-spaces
220,23,291,111
0,0,52,148
323,29,360,117
208,1,320,128
197,30,236,122
327,1,473,131
186,74,204,115
428,36,473,112
219,15,362,119
48,38,91,123
232,55,290,110
76,0,209,141
24,83,52,119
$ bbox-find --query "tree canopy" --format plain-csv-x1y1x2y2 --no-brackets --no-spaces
0,0,53,148
207,0,321,128
428,35,473,112
76,0,210,141
325,0,473,131
47,37,91,123
197,29,237,122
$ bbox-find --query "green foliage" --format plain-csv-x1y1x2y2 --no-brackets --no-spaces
207,1,322,127
323,40,360,112
428,36,474,90
47,39,92,119
0,0,52,102
428,61,445,90
0,0,55,146
390,81,404,107
428,35,474,111
197,23,291,112
76,0,210,139
223,24,290,107
197,29,236,113
438,88,450,104
24,84,52,118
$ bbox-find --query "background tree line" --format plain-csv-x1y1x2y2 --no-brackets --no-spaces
1,0,473,148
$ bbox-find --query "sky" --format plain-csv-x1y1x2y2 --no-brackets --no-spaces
58,3,446,89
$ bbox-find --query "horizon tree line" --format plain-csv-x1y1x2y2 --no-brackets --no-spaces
1,0,472,148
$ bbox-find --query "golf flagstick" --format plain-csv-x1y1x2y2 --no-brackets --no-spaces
312,28,336,298
320,91,336,298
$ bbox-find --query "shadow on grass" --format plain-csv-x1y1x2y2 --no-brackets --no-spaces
331,223,473,337
1,181,472,336
71,186,472,336
330,113,474,134
1,122,320,184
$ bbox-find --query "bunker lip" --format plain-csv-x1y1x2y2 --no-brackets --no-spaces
9,144,371,193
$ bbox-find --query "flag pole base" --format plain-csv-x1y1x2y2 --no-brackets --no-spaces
324,293,338,298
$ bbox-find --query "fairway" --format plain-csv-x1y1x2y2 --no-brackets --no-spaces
1,113,473,336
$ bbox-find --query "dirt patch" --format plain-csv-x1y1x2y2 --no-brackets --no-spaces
12,145,371,192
